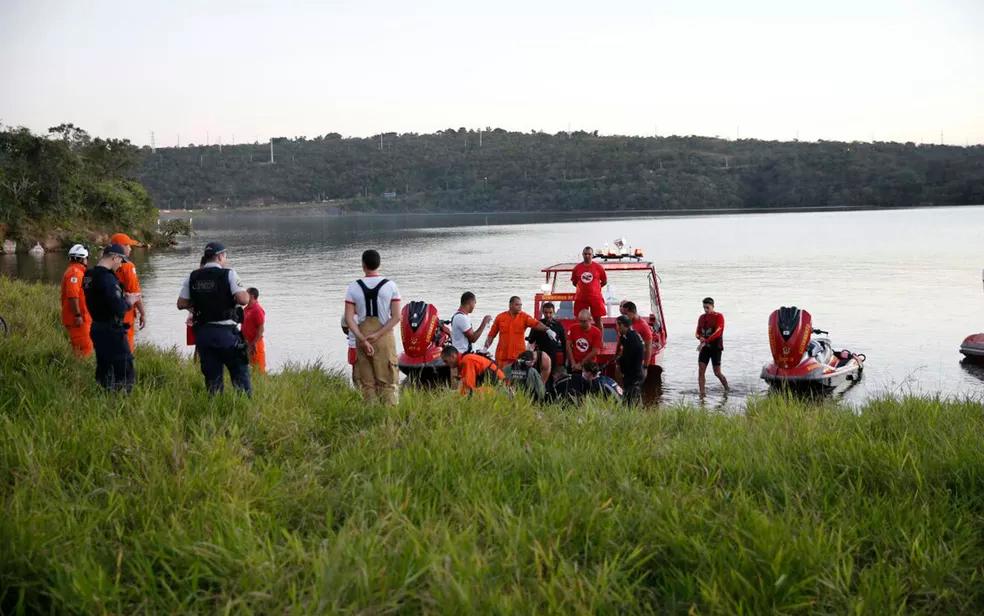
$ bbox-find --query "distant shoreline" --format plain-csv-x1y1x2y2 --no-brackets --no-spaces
160,201,983,221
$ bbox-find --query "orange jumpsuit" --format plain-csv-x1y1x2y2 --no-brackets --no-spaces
488,311,540,366
458,353,505,395
61,261,93,357
114,261,141,352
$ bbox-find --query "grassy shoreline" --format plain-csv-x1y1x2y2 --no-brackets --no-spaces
2,277,984,613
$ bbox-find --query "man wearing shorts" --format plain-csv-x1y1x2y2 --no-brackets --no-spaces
571,246,607,328
696,297,729,396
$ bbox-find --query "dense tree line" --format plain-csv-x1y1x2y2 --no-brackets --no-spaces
136,129,984,213
0,124,157,246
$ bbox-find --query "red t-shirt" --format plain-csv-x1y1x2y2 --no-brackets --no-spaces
632,317,653,344
567,324,602,363
242,302,266,343
696,312,725,349
571,262,607,301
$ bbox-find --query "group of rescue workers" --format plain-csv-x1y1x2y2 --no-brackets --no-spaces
341,246,730,407
61,240,727,403
60,238,266,394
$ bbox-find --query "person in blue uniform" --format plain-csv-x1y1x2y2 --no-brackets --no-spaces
83,244,138,392
177,242,252,395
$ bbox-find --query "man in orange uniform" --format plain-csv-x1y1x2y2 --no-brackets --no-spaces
441,346,506,396
242,287,267,373
483,296,549,370
566,309,602,371
60,244,93,357
110,233,146,352
571,246,607,328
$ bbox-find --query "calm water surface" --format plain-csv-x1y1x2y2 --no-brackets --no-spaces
6,206,984,408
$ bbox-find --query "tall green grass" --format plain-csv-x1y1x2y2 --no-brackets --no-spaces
1,276,983,614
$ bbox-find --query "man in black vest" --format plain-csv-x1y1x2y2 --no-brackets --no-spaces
83,244,139,392
177,242,251,395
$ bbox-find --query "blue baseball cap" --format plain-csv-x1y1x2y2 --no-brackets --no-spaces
203,241,226,257
103,244,129,261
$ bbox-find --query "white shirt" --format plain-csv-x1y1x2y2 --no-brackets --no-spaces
450,311,473,353
179,262,245,325
344,275,401,323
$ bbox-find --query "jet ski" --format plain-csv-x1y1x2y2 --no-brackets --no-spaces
397,301,451,383
760,306,865,390
959,333,984,363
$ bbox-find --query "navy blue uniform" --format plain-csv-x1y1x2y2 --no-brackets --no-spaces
83,265,135,392
181,264,251,395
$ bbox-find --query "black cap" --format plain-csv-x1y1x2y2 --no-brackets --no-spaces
204,241,226,257
103,244,129,261
616,315,632,327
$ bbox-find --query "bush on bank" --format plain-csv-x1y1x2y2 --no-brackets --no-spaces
1,277,983,614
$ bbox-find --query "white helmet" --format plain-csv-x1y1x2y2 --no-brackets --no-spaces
67,244,89,258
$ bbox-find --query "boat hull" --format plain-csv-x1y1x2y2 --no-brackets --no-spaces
959,333,984,363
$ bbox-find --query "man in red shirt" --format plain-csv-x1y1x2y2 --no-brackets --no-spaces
696,297,729,396
566,309,602,371
616,301,652,378
61,244,93,357
242,287,266,373
570,246,607,328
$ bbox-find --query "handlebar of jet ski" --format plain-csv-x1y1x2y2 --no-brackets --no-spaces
812,328,829,335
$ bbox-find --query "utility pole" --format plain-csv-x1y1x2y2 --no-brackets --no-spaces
150,131,156,153
379,134,383,151
479,128,482,147
218,136,222,154
270,138,275,164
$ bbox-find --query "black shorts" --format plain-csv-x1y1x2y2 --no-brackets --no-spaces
698,345,723,367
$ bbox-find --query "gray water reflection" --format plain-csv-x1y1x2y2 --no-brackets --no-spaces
6,206,984,409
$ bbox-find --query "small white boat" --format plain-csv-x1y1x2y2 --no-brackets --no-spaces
27,242,45,256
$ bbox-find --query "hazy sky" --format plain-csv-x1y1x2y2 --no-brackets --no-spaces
2,0,982,146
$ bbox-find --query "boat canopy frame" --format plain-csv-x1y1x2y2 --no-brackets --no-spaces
539,260,666,335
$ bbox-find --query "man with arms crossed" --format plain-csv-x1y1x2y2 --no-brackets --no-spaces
696,297,729,396
345,250,402,405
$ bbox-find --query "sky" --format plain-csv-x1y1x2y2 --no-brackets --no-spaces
1,0,983,146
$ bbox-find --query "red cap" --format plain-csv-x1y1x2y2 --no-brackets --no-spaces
110,233,138,246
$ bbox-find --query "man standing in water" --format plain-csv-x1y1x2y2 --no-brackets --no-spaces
345,250,402,405
571,246,607,329
696,297,729,396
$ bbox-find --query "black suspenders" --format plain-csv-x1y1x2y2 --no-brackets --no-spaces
356,278,389,318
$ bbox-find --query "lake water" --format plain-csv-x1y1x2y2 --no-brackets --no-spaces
5,206,984,408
